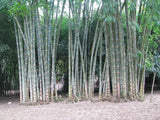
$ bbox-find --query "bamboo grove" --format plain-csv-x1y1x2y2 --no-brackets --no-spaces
11,0,159,103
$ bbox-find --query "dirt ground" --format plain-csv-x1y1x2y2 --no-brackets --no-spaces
0,92,160,120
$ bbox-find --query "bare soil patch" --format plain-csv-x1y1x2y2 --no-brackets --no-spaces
0,92,160,120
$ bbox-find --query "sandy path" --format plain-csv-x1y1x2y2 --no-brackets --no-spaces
0,93,160,120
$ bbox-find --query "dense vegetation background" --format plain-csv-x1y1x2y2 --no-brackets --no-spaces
0,0,160,103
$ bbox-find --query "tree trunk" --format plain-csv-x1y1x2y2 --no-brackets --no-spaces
150,72,157,102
